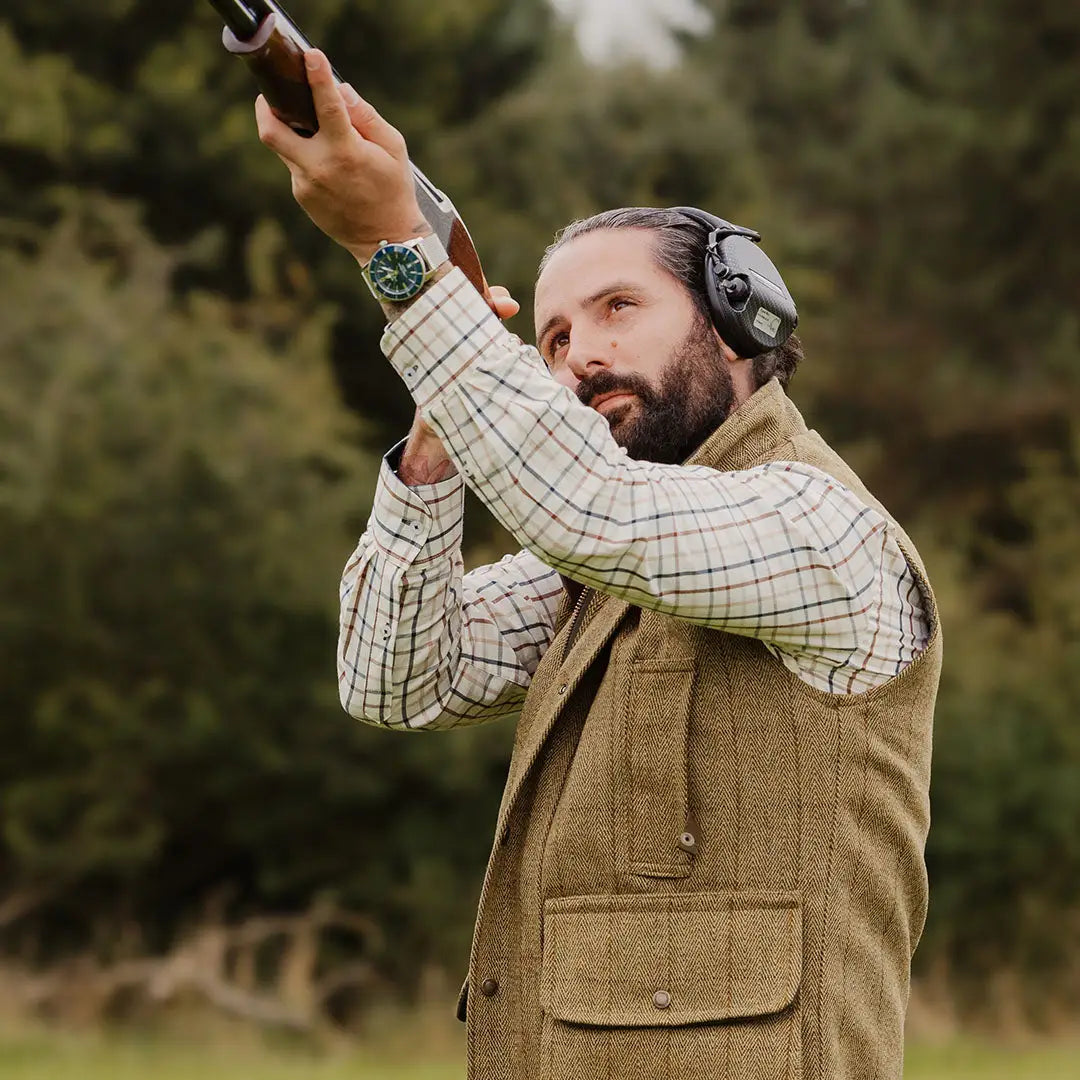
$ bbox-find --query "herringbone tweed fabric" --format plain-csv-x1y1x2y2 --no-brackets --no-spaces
459,380,942,1080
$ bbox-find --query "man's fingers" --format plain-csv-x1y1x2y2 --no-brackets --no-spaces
255,94,306,163
304,50,352,139
489,285,521,321
339,84,408,159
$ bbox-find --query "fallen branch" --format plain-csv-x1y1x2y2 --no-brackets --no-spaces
0,898,383,1035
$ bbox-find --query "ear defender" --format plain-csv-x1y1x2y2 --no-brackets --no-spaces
669,207,798,359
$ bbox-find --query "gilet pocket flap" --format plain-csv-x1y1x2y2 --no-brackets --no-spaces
541,891,801,1027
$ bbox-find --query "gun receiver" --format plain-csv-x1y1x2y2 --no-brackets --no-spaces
207,0,490,300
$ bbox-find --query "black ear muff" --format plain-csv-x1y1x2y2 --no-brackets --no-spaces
670,207,798,359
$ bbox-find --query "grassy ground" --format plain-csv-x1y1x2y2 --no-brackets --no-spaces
0,1028,1077,1080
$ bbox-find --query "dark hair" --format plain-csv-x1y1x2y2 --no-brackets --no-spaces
539,207,802,390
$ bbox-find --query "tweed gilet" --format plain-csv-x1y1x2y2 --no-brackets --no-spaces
459,379,942,1080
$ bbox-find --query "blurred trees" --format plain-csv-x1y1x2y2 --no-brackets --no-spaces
0,0,550,1011
0,0,1077,1023
0,193,518,992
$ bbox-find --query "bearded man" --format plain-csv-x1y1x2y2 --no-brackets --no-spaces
257,51,941,1080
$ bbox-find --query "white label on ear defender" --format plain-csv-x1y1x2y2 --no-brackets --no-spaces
753,307,782,339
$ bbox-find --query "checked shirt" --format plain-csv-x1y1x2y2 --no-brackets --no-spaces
338,269,929,729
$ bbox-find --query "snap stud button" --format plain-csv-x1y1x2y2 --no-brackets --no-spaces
653,990,671,1010
480,978,499,997
677,831,698,854
558,684,568,695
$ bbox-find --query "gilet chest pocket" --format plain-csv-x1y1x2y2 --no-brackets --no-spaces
624,660,694,878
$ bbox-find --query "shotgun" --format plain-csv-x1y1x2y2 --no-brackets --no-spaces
206,0,490,299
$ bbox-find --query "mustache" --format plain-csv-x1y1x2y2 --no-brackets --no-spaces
576,370,653,409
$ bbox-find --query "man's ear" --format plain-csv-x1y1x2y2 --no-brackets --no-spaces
714,326,756,406
712,327,742,366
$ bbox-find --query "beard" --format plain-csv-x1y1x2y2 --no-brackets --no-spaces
576,315,735,465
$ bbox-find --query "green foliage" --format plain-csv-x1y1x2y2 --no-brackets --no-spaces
922,435,1080,1009
0,192,512,982
0,0,1076,1013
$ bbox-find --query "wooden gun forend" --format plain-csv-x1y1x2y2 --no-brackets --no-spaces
210,0,490,300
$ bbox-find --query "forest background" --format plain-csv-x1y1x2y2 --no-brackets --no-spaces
0,0,1077,1052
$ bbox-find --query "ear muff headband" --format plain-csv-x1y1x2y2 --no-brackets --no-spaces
669,207,798,359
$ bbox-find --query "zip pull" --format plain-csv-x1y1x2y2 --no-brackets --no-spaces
677,811,700,856
561,586,594,664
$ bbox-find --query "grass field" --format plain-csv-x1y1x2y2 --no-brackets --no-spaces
0,1028,1076,1080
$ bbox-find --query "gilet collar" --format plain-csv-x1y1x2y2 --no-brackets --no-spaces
684,377,807,474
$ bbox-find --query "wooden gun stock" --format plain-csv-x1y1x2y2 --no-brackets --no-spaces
210,1,490,301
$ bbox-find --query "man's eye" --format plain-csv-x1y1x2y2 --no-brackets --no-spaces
550,332,569,352
610,298,633,312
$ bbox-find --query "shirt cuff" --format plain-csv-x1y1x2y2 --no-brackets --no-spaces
380,268,508,410
367,438,465,567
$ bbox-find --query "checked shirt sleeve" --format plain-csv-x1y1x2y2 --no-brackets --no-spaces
338,442,563,729
381,270,928,695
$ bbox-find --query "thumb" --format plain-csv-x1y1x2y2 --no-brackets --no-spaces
340,84,409,159
489,286,520,321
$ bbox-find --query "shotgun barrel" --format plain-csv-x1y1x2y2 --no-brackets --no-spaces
207,0,261,40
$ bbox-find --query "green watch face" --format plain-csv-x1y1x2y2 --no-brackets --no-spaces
368,243,427,301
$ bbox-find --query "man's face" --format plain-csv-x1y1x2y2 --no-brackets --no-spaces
534,228,735,465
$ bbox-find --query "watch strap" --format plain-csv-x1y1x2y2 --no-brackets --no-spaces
416,232,449,271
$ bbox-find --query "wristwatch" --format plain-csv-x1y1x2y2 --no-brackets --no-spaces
361,234,449,303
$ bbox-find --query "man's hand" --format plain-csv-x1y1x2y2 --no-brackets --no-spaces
255,50,428,263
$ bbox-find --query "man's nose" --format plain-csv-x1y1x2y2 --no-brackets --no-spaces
565,335,614,382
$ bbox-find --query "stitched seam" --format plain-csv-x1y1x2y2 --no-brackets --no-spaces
836,704,872,1070
815,703,843,1078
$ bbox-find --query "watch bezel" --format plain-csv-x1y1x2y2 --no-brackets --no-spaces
365,242,428,302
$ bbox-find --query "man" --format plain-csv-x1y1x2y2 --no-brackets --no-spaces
257,51,941,1080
